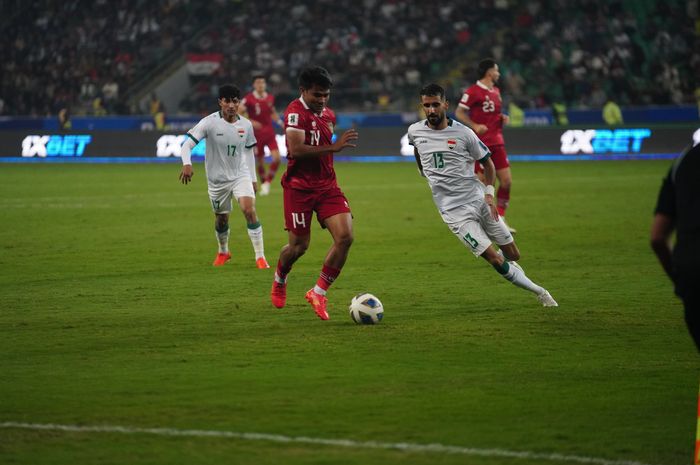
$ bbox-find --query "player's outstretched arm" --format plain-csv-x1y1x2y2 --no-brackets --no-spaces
179,137,196,184
456,105,487,135
332,128,358,152
286,128,358,158
480,157,498,220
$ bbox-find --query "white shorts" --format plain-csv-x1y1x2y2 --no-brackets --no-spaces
440,202,513,257
207,177,255,214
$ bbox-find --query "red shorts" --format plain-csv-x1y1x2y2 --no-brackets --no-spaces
254,130,279,158
475,144,509,173
283,185,351,235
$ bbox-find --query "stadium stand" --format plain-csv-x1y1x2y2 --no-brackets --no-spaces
1,0,696,116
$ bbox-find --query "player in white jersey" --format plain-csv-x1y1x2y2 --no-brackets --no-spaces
179,84,269,269
408,83,557,307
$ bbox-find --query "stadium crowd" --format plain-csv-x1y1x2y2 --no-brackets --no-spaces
1,0,210,116
1,0,696,116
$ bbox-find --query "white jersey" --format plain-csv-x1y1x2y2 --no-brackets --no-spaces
407,118,491,212
186,111,257,185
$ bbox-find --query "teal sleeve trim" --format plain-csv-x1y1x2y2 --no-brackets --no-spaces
245,143,257,149
478,152,492,165
186,133,199,144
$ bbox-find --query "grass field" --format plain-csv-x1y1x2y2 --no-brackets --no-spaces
0,160,696,465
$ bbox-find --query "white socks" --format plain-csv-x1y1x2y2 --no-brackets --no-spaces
313,285,327,296
247,224,265,259
216,227,230,253
502,262,545,295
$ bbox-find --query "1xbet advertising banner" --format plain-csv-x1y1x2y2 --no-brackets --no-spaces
0,127,697,161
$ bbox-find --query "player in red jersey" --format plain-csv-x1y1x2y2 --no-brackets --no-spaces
455,58,515,233
270,66,359,320
238,75,284,196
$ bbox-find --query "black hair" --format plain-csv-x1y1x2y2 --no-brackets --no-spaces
218,84,241,99
298,66,333,90
477,58,497,79
419,83,446,100
252,75,266,82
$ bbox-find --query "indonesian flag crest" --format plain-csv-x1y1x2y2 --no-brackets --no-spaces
447,139,457,150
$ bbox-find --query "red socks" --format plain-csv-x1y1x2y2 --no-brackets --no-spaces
316,265,341,292
266,160,281,183
497,186,510,217
276,260,292,283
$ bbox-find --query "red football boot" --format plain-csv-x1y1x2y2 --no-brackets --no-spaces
271,280,287,309
213,252,231,266
305,289,329,320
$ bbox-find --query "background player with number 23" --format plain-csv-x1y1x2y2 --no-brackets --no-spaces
455,58,515,233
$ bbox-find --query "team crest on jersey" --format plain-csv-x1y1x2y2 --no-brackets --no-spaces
311,120,317,127
447,139,457,149
238,129,245,138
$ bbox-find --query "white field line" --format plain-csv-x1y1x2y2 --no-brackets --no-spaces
0,421,663,465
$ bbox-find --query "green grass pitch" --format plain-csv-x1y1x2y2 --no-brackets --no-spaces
0,160,696,465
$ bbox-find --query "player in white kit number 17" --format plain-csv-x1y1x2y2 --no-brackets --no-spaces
408,83,557,307
179,84,269,269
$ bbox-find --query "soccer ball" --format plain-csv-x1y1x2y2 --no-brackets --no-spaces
349,293,384,324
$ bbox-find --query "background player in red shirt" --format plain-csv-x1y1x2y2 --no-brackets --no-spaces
270,66,359,320
455,58,515,233
238,75,284,196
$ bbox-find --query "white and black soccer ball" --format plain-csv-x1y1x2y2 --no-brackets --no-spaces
349,293,384,324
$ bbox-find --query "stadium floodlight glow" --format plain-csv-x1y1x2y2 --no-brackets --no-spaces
21,135,92,157
560,129,651,154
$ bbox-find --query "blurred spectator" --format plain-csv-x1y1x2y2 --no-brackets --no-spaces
602,97,624,125
149,93,166,130
92,97,107,116
58,107,71,130
507,102,525,127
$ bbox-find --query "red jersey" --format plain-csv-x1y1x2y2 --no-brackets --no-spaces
241,91,276,138
281,97,337,191
458,81,505,147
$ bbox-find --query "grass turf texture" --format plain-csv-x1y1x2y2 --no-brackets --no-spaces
0,161,696,465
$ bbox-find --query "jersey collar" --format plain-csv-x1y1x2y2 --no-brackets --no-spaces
477,80,493,91
299,96,323,116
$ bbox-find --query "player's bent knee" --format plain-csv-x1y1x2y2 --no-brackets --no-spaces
335,233,354,249
506,249,520,261
291,243,309,257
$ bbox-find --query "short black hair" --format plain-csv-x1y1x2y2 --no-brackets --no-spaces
218,84,240,100
419,83,446,100
252,75,265,82
477,58,497,79
298,66,333,90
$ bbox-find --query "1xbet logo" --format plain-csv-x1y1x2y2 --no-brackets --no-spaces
22,135,92,157
156,135,206,157
561,129,651,154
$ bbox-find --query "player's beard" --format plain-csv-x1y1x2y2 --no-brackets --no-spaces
427,112,444,127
